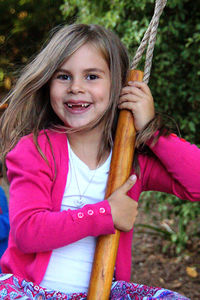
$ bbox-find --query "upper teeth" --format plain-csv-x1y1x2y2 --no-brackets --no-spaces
67,103,89,107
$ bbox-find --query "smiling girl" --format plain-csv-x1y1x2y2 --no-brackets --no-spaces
0,24,199,299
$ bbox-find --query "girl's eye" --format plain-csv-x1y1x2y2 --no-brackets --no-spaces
57,74,71,80
86,74,99,80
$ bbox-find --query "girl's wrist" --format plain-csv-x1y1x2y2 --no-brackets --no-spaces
135,113,171,149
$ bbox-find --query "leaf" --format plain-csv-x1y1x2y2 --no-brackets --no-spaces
4,77,11,90
170,280,183,288
186,266,198,278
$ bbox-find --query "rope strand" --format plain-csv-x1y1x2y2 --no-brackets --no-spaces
131,0,167,84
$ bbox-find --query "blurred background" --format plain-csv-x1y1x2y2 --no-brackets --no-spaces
0,0,199,298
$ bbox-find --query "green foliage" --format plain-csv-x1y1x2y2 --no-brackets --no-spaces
61,0,200,253
139,192,200,254
0,0,64,94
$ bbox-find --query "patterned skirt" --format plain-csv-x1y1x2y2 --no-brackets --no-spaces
0,273,189,299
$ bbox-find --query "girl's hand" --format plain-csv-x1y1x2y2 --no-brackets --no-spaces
108,175,138,232
118,81,155,132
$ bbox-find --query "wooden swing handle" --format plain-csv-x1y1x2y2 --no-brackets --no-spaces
87,70,144,299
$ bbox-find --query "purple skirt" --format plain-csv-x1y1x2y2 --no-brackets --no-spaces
0,273,189,299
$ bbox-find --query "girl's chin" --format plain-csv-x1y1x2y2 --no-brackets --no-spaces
62,115,105,130
63,121,93,129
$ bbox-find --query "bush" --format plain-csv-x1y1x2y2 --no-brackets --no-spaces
138,192,200,254
0,0,64,95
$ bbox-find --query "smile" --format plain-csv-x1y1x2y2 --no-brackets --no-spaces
64,102,92,114
66,103,90,108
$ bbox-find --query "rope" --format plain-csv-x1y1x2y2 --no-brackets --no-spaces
131,0,167,83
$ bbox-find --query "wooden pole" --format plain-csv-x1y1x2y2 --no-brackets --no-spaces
87,70,143,299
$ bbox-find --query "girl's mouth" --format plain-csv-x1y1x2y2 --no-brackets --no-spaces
66,103,90,109
64,102,91,113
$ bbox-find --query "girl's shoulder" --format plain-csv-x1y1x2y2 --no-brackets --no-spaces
15,129,67,151
6,130,69,181
7,129,68,169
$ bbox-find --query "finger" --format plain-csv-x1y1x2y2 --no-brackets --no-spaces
118,101,137,112
132,199,138,208
120,86,144,98
128,81,152,95
119,94,141,104
121,175,137,193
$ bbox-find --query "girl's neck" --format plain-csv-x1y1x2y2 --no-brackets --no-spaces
67,126,110,170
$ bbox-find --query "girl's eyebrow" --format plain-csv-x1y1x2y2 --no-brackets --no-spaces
56,67,105,74
84,68,106,74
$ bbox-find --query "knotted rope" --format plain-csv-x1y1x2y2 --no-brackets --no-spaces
131,0,167,83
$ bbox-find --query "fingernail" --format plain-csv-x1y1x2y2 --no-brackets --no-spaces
130,174,137,181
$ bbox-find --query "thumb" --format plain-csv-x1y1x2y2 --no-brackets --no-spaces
121,174,137,193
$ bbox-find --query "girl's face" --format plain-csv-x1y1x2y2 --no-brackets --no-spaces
50,43,111,129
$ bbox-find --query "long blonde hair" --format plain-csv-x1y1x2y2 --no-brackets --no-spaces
0,23,169,174
0,24,129,168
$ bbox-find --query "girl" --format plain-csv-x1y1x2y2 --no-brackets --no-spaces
0,24,199,299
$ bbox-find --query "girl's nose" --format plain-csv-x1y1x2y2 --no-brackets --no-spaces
67,79,84,94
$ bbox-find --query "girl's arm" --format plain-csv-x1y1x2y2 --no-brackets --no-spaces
6,135,115,253
119,81,200,200
140,132,200,200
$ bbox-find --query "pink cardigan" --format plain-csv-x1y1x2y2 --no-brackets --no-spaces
1,130,200,285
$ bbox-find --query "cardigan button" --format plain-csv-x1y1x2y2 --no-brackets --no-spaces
77,212,84,218
99,207,106,214
88,209,94,216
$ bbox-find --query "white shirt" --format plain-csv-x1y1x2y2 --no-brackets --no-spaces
41,142,111,293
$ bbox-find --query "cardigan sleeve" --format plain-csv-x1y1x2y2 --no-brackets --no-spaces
6,134,115,253
140,133,200,201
